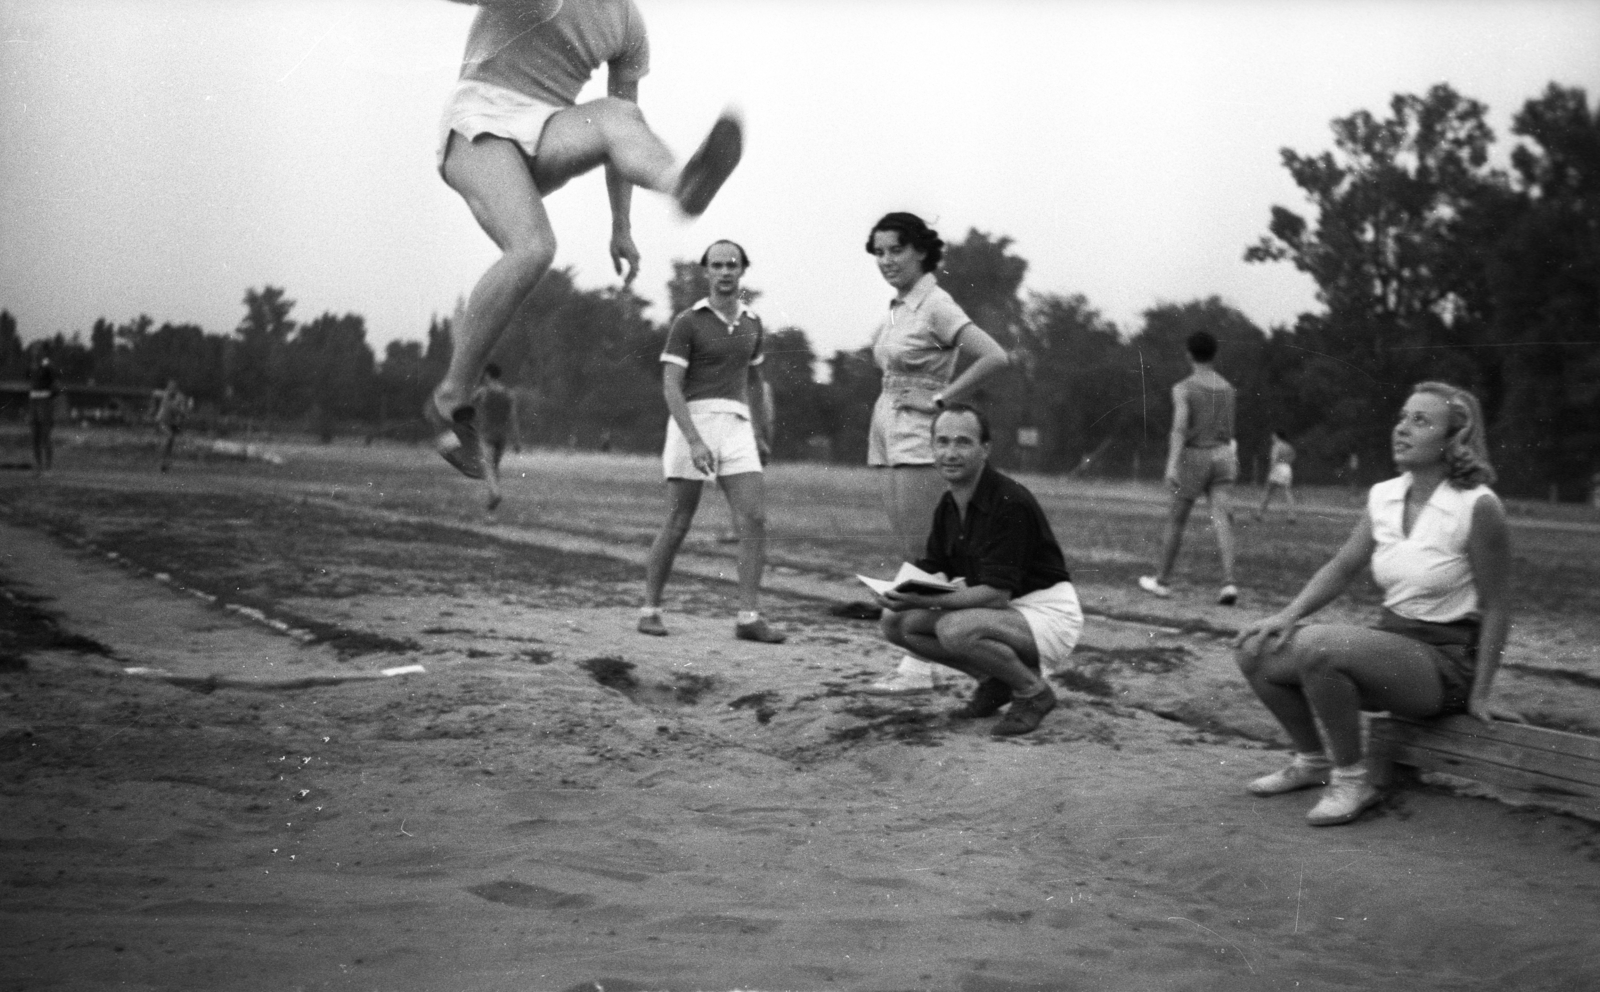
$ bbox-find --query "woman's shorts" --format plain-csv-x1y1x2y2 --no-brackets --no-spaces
1175,444,1238,500
1010,581,1084,672
437,80,563,176
867,380,944,467
663,403,762,481
1267,462,1293,487
1373,609,1478,715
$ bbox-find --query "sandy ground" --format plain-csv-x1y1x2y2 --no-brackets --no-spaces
2,461,1599,991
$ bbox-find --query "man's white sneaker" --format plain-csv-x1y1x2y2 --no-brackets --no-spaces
1247,755,1332,796
1306,768,1382,826
1218,584,1239,606
1138,575,1172,598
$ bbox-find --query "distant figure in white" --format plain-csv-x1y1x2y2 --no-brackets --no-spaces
1255,430,1297,523
428,0,743,479
638,240,785,645
153,379,189,473
861,212,1009,695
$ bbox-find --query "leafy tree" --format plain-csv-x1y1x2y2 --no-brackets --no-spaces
1245,83,1509,482
1485,84,1600,498
232,286,297,416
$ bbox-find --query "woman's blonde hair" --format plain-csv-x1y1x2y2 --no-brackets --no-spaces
1411,381,1496,489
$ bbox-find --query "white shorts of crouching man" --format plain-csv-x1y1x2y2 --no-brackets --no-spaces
1010,581,1084,672
663,399,764,480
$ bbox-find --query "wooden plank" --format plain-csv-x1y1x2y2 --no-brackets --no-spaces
1369,723,1600,788
1382,740,1600,800
1375,714,1600,763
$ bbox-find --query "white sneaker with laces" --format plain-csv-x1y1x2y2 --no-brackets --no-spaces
862,656,936,695
1138,575,1172,598
1247,754,1332,796
1306,767,1382,826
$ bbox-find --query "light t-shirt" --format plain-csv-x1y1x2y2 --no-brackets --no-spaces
660,299,765,411
1368,474,1498,624
460,0,650,108
871,273,973,384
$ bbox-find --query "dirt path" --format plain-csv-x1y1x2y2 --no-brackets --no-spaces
3,471,1599,991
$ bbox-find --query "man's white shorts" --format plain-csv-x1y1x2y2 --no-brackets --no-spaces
663,400,763,481
1010,581,1083,672
437,80,562,172
1268,462,1293,487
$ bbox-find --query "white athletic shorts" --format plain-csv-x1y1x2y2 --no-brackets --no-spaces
1268,462,1293,487
437,80,563,173
1010,581,1084,672
663,400,763,481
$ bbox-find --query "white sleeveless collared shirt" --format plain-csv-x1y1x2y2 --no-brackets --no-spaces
1368,473,1497,624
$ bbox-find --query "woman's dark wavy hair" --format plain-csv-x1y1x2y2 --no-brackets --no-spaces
1411,381,1496,489
866,212,943,272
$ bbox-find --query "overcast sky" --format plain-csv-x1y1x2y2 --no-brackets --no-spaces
3,0,1598,364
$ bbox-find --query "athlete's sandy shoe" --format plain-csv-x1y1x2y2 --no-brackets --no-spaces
1306,767,1382,826
637,613,669,637
675,110,743,217
734,617,786,644
1247,753,1332,796
425,397,485,480
991,685,1058,736
1218,584,1239,606
949,679,1013,720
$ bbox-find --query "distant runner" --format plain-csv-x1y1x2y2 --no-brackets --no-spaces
153,379,189,473
474,363,520,511
27,351,59,474
1255,430,1297,523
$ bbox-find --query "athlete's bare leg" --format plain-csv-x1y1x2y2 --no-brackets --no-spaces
434,99,687,416
717,471,767,614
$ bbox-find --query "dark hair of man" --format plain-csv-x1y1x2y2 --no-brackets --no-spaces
932,402,991,444
485,363,502,379
1186,331,1218,362
699,239,750,269
865,212,944,272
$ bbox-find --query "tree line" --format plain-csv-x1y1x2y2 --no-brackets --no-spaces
3,82,1593,499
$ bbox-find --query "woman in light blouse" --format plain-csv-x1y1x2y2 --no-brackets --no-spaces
861,212,1010,695
1233,382,1515,826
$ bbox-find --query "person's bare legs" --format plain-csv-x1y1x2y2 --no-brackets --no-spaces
883,465,946,563
1153,495,1194,584
903,609,1050,691
1239,624,1446,765
435,99,684,415
717,471,766,614
484,442,504,510
877,465,949,685
644,479,704,609
1208,484,1237,586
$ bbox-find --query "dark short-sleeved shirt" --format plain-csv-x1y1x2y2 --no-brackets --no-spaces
660,299,765,406
1175,371,1235,449
916,466,1072,597
477,381,515,443
460,0,650,108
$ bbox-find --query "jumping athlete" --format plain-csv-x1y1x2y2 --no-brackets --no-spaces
428,0,744,479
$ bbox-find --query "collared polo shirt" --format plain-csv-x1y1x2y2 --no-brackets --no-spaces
461,0,650,107
661,298,765,407
1369,473,1497,623
916,465,1072,597
871,273,973,384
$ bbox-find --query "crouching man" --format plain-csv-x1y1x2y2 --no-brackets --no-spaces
879,404,1083,736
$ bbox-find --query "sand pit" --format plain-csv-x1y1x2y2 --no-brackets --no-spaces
2,462,1599,990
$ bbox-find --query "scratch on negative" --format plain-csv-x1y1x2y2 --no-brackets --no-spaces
1167,917,1256,974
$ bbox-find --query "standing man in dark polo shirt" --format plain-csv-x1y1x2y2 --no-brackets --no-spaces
879,404,1083,736
638,239,784,644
